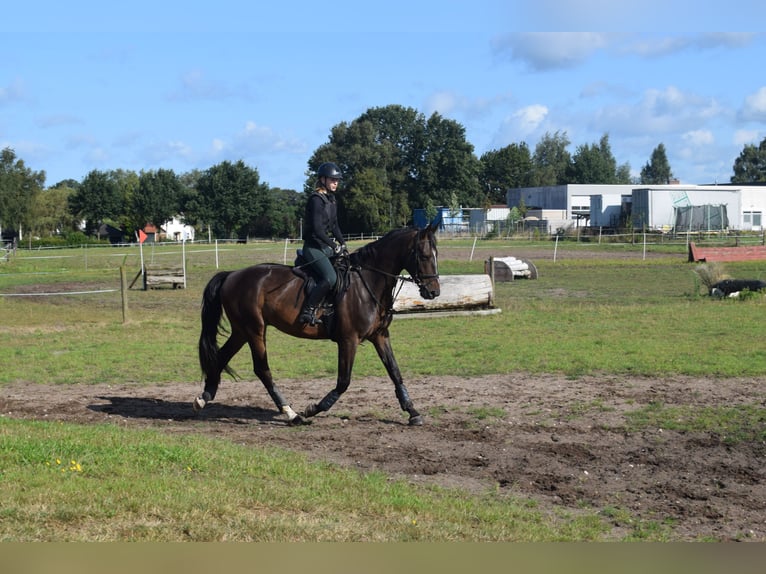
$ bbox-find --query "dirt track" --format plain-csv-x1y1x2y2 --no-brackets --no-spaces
2,373,765,541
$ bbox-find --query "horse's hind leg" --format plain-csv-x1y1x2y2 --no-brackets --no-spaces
248,331,304,425
194,336,245,411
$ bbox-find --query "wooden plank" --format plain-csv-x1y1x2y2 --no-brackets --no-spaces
143,264,185,289
393,274,493,312
688,242,766,262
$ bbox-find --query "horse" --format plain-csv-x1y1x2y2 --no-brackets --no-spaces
194,224,440,426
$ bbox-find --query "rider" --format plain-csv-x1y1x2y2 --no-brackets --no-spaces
298,161,348,325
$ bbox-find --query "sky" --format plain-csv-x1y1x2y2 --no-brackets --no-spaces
3,1,766,193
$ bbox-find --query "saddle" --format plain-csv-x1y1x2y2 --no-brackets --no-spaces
292,250,352,333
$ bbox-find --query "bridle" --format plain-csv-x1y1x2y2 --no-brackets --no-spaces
352,229,439,309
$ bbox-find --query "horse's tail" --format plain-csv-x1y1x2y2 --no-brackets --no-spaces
199,271,236,379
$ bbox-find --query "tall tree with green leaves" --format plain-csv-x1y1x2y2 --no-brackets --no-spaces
568,133,630,184
133,168,183,230
640,143,674,184
68,169,125,235
193,160,269,239
731,137,766,183
479,143,534,204
417,112,481,209
30,184,79,237
531,131,571,186
267,187,303,237
0,147,45,238
308,105,480,233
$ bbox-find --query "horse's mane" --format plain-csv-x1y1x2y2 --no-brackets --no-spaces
352,226,418,264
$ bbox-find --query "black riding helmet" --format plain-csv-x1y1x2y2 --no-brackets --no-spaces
317,162,343,180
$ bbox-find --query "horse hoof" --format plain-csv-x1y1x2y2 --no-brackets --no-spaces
193,392,212,412
302,404,319,418
288,415,310,426
408,414,424,426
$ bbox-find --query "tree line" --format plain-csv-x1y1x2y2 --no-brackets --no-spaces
2,104,766,242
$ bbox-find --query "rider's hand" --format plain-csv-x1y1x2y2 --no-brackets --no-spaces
333,243,343,255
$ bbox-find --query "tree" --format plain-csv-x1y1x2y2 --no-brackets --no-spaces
30,185,79,237
267,187,304,237
308,105,481,233
68,170,126,236
640,143,674,184
0,147,45,238
133,168,183,229
531,131,571,186
417,112,481,209
479,143,534,204
194,160,269,239
731,137,766,183
568,133,630,184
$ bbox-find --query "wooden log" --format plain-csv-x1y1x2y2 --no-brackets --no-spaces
143,264,185,289
393,274,493,312
485,256,538,281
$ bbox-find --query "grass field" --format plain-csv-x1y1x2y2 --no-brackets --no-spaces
1,237,765,541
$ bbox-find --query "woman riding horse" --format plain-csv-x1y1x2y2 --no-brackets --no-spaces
298,162,348,325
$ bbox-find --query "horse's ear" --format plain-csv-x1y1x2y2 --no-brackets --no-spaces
427,212,442,232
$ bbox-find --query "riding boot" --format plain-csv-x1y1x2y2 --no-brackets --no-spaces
298,283,330,325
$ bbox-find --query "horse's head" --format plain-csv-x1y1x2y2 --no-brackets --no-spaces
407,223,440,300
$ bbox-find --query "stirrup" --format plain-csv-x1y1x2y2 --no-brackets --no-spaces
299,307,320,325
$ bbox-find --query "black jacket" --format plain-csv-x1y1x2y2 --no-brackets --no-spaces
304,191,344,250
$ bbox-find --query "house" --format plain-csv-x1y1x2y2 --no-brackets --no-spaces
162,216,195,242
96,223,125,244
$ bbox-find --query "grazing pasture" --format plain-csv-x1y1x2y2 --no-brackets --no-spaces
1,238,765,541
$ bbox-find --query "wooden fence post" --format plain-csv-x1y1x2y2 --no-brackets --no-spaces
120,266,129,323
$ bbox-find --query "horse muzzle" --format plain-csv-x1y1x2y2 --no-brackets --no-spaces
419,284,440,300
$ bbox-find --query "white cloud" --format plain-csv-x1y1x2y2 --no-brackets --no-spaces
591,86,723,136
167,69,255,102
425,91,514,120
682,129,714,146
238,121,305,154
733,129,760,146
512,105,548,135
492,32,609,71
625,33,756,58
425,92,459,116
740,87,766,121
0,78,25,104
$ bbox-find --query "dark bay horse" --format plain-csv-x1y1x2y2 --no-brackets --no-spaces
194,224,440,425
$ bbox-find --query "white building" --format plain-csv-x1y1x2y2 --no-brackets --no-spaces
162,216,195,241
507,184,766,233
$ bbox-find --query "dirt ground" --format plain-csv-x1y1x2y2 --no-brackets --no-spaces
2,373,765,541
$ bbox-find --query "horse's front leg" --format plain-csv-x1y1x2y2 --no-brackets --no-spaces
303,339,357,419
249,334,305,426
371,331,423,426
